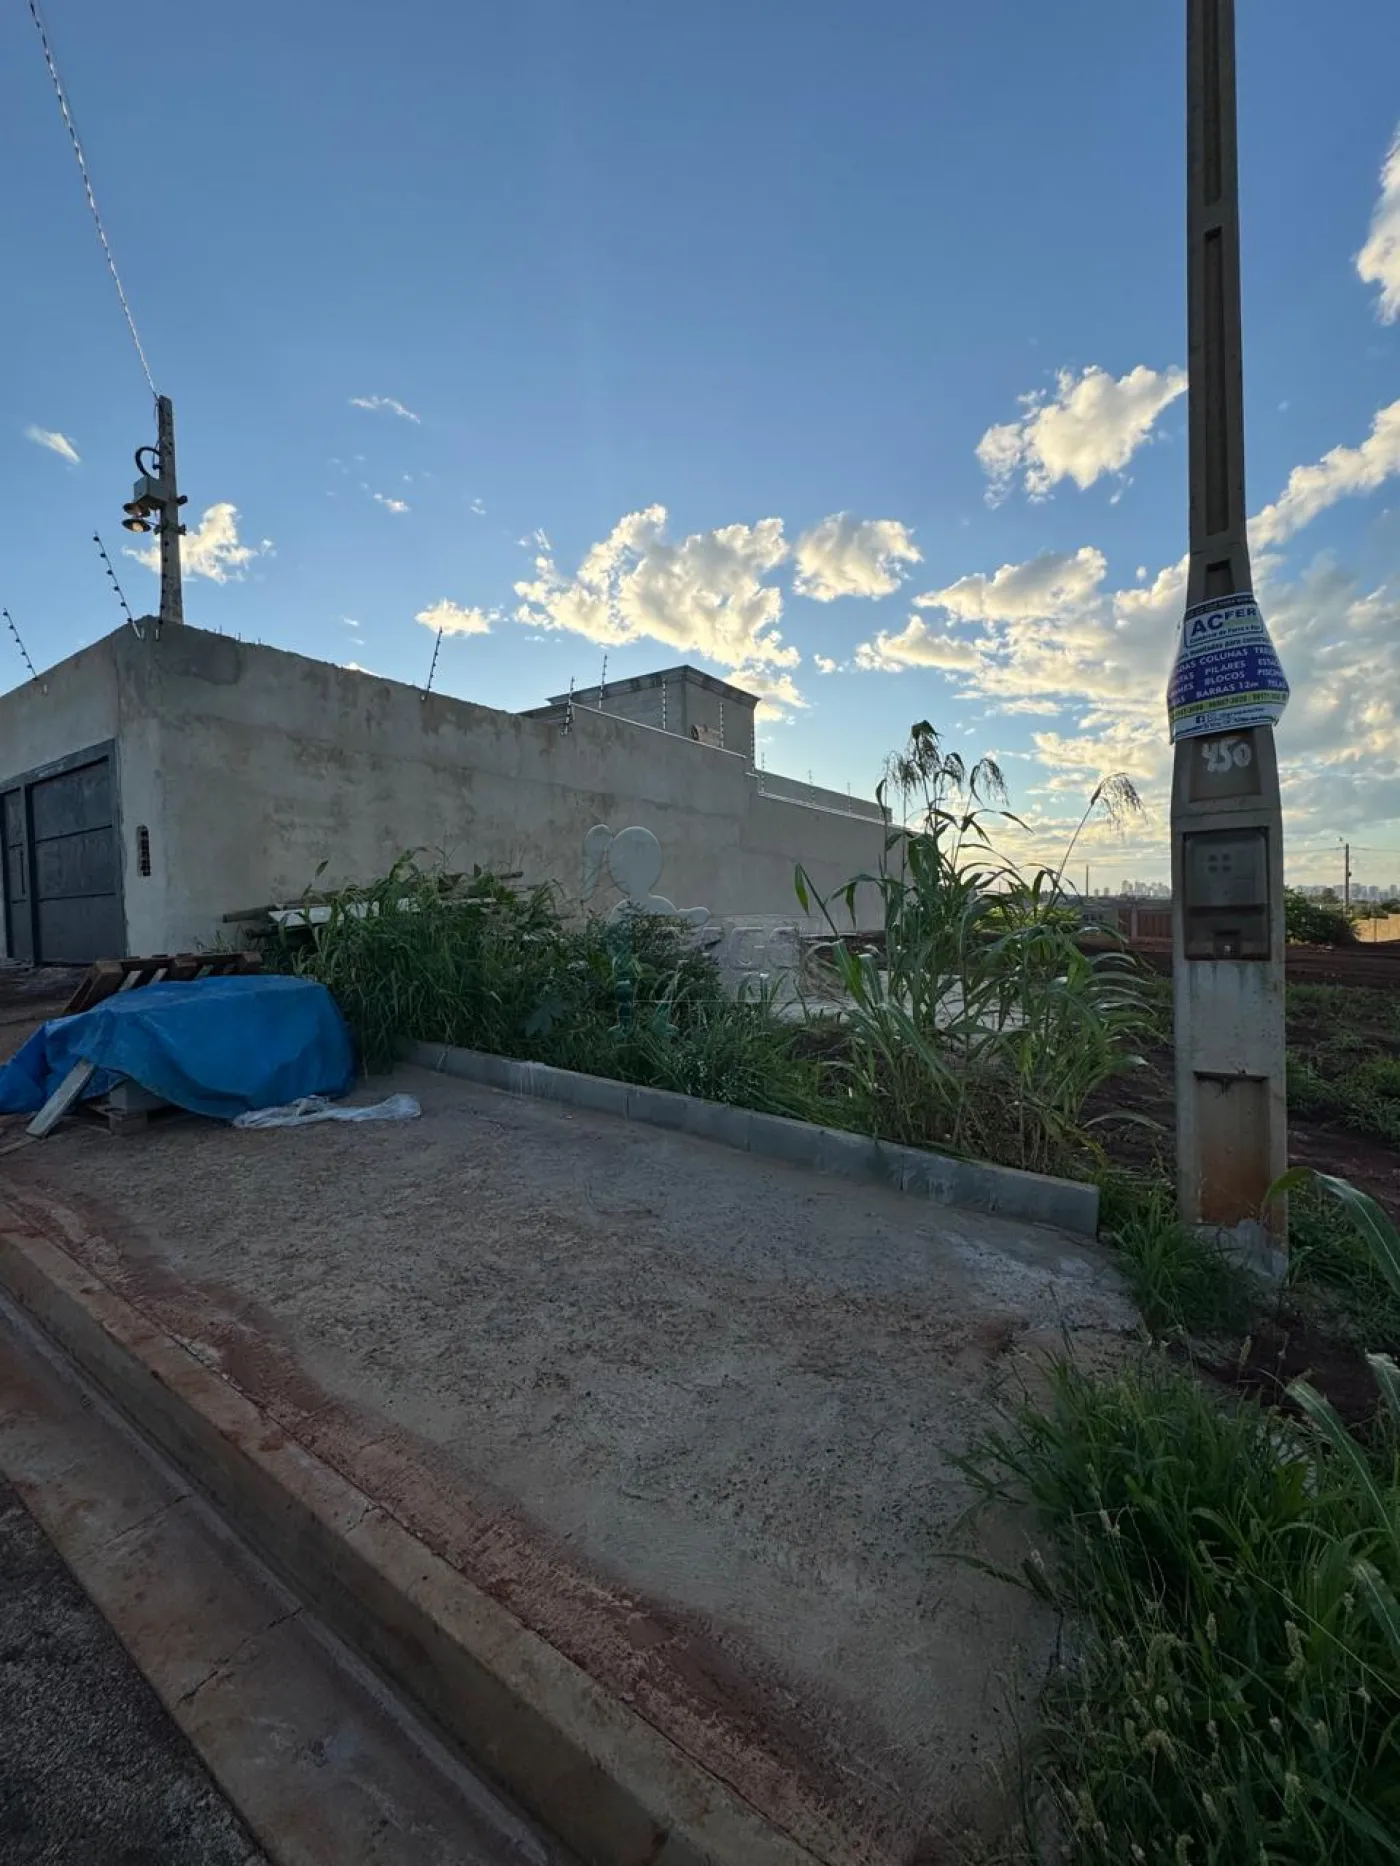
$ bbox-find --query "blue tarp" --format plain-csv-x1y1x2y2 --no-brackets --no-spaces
0,975,355,1121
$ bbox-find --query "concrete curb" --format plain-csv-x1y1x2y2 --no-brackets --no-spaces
0,1215,825,1866
0,1293,567,1866
400,1040,1100,1238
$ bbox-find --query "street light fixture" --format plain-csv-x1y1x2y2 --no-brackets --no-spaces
118,396,187,630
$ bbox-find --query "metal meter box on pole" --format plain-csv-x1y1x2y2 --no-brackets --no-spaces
1170,0,1290,1270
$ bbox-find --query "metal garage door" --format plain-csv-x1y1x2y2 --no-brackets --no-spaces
1,748,124,965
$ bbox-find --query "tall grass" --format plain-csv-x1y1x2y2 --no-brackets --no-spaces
284,854,825,1118
1100,1181,1257,1338
967,1173,1400,1863
968,1356,1400,1863
799,722,1152,1175
286,723,1153,1176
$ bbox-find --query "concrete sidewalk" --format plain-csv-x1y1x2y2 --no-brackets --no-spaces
0,1062,1133,1863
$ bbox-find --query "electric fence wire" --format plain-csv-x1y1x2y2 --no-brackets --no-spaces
25,0,157,398
3,609,40,683
423,627,443,697
92,531,142,637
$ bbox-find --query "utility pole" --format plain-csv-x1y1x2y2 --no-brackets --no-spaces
121,395,186,633
1168,0,1291,1271
1343,841,1351,913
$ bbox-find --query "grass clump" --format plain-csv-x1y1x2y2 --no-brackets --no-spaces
286,855,824,1119
798,723,1153,1176
1286,984,1400,1151
967,1173,1400,1863
1100,1182,1257,1338
1285,1174,1400,1356
966,1353,1400,1864
286,720,1156,1180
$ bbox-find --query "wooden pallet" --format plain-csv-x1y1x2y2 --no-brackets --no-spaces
61,951,262,1017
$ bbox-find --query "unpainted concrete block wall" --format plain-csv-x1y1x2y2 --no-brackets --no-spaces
81,628,887,949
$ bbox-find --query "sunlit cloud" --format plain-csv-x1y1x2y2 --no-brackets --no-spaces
977,363,1186,504
1357,123,1400,323
126,502,270,583
415,599,494,636
792,514,921,601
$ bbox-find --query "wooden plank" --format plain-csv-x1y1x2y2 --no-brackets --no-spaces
26,1059,96,1137
58,949,264,1018
62,961,124,1017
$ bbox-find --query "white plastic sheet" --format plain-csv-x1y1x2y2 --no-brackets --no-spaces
233,1093,421,1130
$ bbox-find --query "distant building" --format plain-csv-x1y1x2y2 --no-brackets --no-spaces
520,664,885,824
521,664,758,766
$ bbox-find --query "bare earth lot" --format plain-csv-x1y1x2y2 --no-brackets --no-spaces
0,1064,1132,1862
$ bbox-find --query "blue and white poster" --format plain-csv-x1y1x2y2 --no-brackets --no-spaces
1166,591,1290,743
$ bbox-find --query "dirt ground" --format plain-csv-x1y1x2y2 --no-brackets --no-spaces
0,1064,1134,1864
1088,1039,1400,1218
0,965,75,1068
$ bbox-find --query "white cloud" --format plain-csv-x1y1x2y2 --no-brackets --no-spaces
913,546,1109,622
341,616,361,629
343,661,381,675
1250,396,1400,547
855,398,1400,869
517,527,552,551
373,492,410,514
977,364,1186,503
125,503,267,583
348,395,420,423
855,620,991,674
792,514,921,601
814,654,840,674
25,425,80,465
470,498,486,517
514,504,797,677
725,663,808,721
415,599,493,636
1357,124,1400,323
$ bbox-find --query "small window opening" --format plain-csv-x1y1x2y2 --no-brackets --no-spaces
137,825,152,878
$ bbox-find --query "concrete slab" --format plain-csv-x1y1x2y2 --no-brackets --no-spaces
0,1295,567,1866
0,1063,1134,1863
403,1039,1102,1235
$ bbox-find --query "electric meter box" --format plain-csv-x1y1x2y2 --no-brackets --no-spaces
1181,826,1270,960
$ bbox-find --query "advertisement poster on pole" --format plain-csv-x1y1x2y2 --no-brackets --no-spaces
1166,591,1289,743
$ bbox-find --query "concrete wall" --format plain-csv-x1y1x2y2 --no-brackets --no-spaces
675,679,756,764
99,628,885,949
526,670,760,767
757,768,886,824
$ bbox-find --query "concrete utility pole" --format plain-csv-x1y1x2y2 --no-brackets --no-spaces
1169,0,1290,1268
121,395,186,633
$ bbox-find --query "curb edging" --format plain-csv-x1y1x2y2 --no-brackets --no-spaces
0,1209,824,1866
400,1040,1100,1238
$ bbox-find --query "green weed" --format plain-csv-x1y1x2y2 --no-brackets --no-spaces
286,854,825,1119
965,1173,1400,1862
965,1353,1400,1864
1286,1050,1400,1150
1102,1184,1257,1337
797,723,1153,1177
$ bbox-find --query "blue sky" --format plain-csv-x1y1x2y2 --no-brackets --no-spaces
4,0,1399,884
